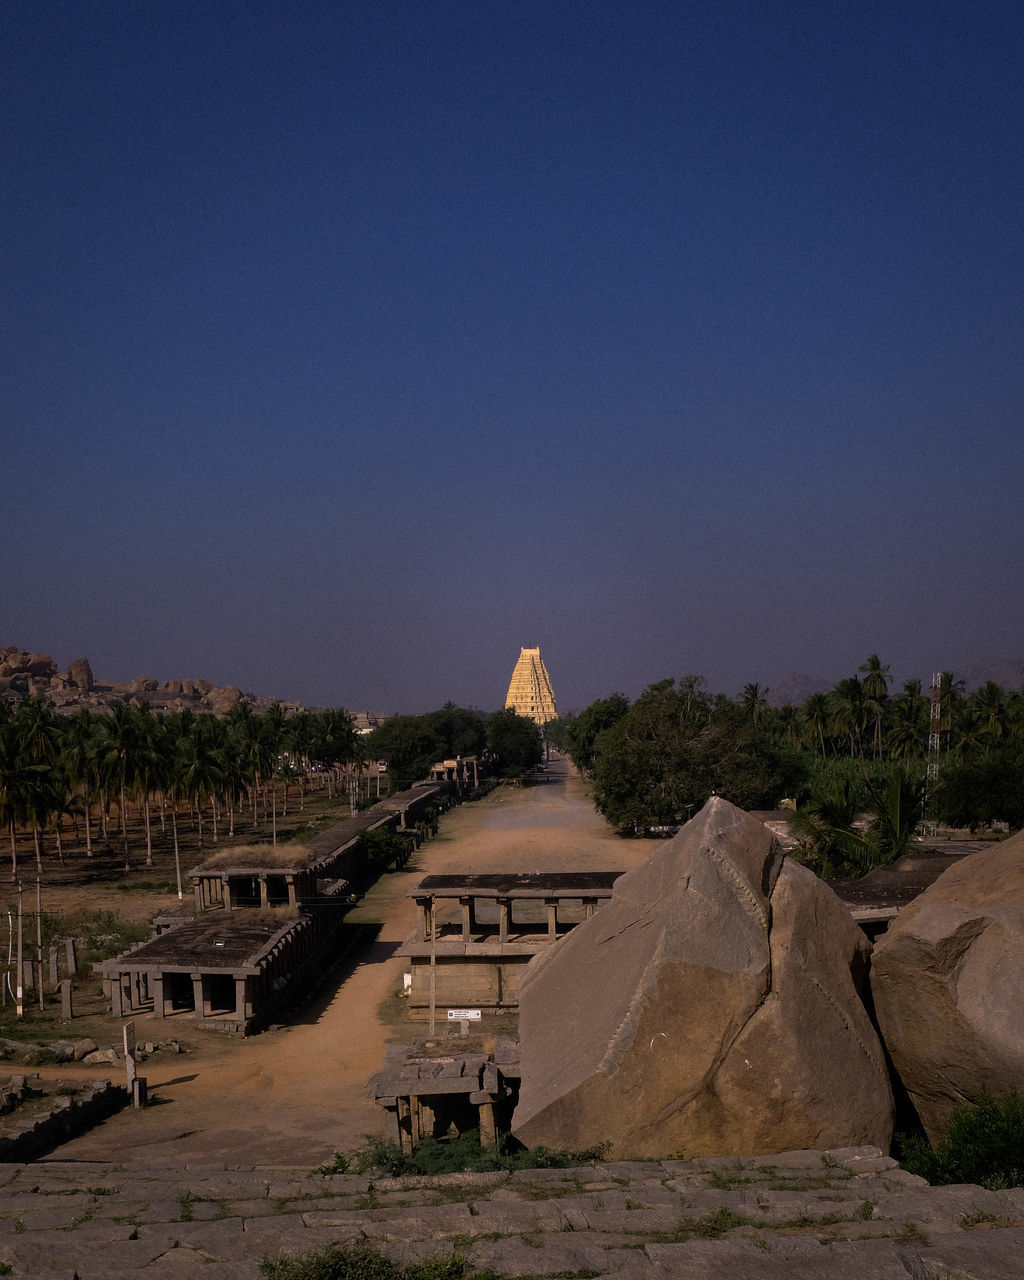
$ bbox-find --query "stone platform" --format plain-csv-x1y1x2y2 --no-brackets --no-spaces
2,1147,1022,1278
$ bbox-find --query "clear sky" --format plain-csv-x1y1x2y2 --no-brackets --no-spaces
3,1,1023,713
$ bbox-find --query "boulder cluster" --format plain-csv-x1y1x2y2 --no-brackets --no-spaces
512,796,1023,1161
0,644,250,715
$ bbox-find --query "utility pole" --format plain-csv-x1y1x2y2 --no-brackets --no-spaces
16,883,24,1020
924,672,942,836
36,878,43,1011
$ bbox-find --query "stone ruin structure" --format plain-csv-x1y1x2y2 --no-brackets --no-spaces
512,796,894,1159
368,1037,521,1151
96,783,444,1034
504,646,557,726
871,824,1024,1142
400,872,620,1014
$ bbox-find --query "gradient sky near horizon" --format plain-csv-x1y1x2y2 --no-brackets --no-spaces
3,1,1023,714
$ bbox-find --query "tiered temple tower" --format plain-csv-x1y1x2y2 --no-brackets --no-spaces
505,646,558,726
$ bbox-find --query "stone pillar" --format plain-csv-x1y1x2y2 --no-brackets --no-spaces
476,1097,497,1148
287,876,297,908
49,946,59,986
110,972,124,1017
235,976,253,1023
498,898,511,944
416,897,433,942
583,898,597,919
259,876,269,909
223,878,234,910
459,897,476,942
191,973,206,1017
65,937,78,975
194,882,204,913
409,1094,423,1142
545,899,558,942
396,1097,413,1152
60,979,73,1021
151,974,165,1018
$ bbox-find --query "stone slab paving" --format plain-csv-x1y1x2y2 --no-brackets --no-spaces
1,1146,1022,1278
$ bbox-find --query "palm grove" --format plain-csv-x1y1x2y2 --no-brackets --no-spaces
549,657,1024,876
0,697,543,881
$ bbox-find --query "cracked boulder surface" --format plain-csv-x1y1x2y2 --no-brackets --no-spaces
512,796,893,1158
871,825,1024,1143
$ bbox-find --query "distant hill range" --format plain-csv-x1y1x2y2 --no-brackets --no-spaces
0,644,283,717
767,661,1024,708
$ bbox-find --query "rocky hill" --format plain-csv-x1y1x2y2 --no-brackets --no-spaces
0,645,285,716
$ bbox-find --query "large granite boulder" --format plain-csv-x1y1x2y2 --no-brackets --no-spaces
871,830,1024,1143
67,658,93,690
512,796,892,1159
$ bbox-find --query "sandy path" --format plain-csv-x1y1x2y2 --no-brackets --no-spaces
40,758,647,1168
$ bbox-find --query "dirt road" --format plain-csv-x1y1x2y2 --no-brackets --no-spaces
40,758,647,1167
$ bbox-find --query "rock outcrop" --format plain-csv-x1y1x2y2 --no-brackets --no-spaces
871,828,1024,1143
512,796,893,1159
0,644,286,717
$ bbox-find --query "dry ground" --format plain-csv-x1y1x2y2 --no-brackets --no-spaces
25,757,651,1168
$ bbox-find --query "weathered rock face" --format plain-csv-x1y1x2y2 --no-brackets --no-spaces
512,796,893,1159
871,830,1024,1143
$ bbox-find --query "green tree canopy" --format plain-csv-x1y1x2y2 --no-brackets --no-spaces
589,677,795,834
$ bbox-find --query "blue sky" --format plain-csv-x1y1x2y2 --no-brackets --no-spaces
3,1,1023,712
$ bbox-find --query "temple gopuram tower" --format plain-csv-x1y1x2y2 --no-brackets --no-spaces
505,646,558,726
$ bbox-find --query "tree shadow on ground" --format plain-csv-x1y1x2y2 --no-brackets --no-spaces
286,925,401,1027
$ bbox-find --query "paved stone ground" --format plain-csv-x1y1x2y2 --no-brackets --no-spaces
2,1146,1022,1279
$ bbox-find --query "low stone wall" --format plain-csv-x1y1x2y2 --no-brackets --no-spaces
1,1147,1022,1278
0,1078,128,1163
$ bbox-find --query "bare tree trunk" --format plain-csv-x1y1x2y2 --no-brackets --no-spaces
144,795,153,867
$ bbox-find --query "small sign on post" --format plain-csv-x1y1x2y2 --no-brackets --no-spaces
447,1009,482,1021
123,1021,137,1093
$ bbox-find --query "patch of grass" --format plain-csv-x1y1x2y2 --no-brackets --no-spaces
707,1170,751,1190
960,1209,1007,1229
859,1199,875,1220
893,1221,928,1246
259,1243,469,1280
896,1088,1024,1190
691,1207,748,1238
179,1190,199,1222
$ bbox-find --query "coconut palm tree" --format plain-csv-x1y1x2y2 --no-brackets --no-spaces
739,683,769,725
800,692,831,758
858,655,891,757
829,678,867,758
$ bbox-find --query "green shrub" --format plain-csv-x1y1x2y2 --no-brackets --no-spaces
64,910,151,964
897,1088,1024,1190
317,1131,609,1178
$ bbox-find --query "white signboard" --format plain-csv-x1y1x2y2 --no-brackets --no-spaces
447,1008,481,1021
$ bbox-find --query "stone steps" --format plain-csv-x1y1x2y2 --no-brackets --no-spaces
1,1146,1022,1278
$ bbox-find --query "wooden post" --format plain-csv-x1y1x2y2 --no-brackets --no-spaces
123,1022,137,1092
